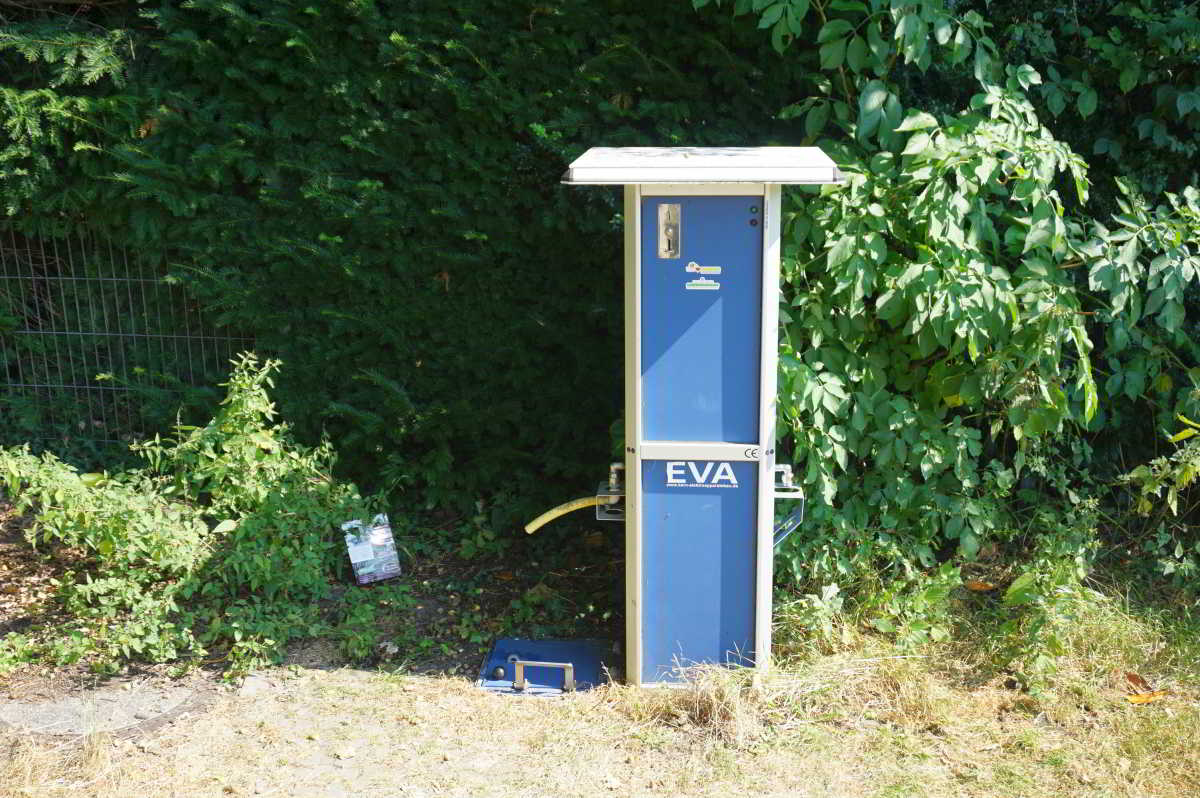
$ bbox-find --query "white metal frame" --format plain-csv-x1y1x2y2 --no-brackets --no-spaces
755,183,783,676
563,147,841,186
623,184,643,685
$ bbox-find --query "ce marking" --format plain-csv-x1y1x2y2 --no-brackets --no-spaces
743,447,761,460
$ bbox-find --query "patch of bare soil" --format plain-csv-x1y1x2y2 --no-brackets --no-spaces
0,507,100,703
0,506,58,641
0,506,223,734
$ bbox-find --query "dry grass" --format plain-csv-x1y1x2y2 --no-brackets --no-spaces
0,731,131,798
2,588,1198,797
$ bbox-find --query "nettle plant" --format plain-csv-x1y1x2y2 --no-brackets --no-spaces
0,354,380,674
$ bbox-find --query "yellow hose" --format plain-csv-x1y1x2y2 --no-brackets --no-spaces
524,496,607,534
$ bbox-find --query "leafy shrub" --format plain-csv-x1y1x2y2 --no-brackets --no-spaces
1121,414,1200,587
704,0,1200,681
0,353,382,675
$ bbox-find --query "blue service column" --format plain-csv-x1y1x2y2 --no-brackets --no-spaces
636,194,765,683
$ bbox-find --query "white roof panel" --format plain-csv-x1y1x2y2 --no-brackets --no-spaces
562,146,842,185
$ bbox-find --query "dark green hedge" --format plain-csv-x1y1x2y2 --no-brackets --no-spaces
3,1,810,509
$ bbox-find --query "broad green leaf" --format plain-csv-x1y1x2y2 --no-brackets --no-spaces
933,16,953,45
1077,87,1098,118
1124,367,1145,399
948,24,971,64
827,235,854,268
856,80,887,141
1015,64,1041,89
859,80,887,113
1046,86,1067,116
784,2,807,36
973,39,991,81
1160,299,1184,332
1003,572,1038,607
864,232,886,263
876,289,905,324
778,101,811,120
792,214,813,244
845,36,868,73
817,19,853,44
757,3,785,28
819,37,847,70
1117,235,1140,267
895,111,937,131
805,101,829,139
867,20,888,64
1177,91,1198,117
771,22,791,53
213,519,238,534
856,109,881,141
894,13,917,44
1119,64,1140,93
1071,323,1097,422
902,131,931,156
1024,200,1054,252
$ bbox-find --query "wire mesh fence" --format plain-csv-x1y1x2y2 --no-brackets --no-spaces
0,227,251,467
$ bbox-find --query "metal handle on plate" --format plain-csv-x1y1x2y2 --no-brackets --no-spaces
512,660,575,692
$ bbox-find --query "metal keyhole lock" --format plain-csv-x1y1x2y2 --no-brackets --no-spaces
658,203,681,258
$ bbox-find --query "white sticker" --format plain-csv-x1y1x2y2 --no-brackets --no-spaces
685,277,720,291
686,261,722,275
346,537,375,564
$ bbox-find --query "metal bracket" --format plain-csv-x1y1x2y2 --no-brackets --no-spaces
512,660,575,692
772,504,806,549
772,464,804,549
595,484,624,521
772,464,804,500
596,462,625,521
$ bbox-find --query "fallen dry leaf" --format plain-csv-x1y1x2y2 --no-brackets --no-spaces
964,579,996,592
1125,671,1153,693
1125,689,1169,705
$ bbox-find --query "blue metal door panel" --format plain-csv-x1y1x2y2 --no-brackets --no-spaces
641,460,757,683
640,196,763,443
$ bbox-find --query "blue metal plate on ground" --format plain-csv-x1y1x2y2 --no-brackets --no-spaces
477,638,614,696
